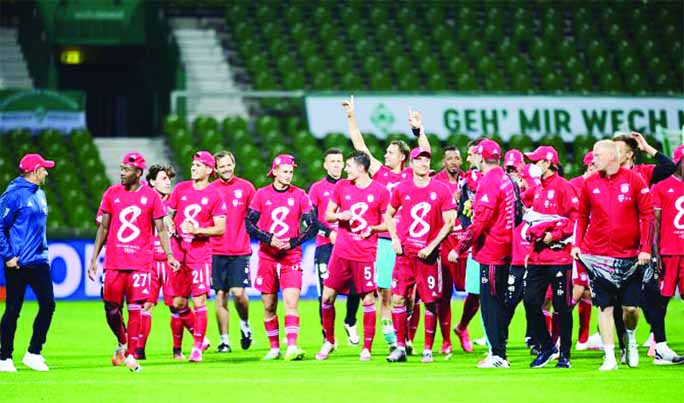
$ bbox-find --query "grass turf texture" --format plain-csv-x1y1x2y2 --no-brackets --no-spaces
1,299,682,403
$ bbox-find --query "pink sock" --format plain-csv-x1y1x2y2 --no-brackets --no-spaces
193,305,208,349
408,302,421,342
438,298,452,345
362,303,376,351
284,315,299,347
543,309,552,335
392,306,408,349
178,306,195,334
170,312,183,349
321,303,336,344
126,304,142,356
139,310,152,349
424,308,437,351
264,316,280,349
578,298,592,343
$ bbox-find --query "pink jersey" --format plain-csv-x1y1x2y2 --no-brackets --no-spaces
209,176,255,256
167,181,227,263
434,169,463,253
372,165,412,239
330,179,389,262
249,184,312,264
308,177,339,247
152,194,170,261
652,175,684,256
390,178,457,255
99,184,166,271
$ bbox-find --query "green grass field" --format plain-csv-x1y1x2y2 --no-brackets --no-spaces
1,298,682,403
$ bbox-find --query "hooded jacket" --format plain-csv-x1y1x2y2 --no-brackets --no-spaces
0,177,50,266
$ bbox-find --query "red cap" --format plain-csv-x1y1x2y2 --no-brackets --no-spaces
476,139,501,160
525,146,560,165
673,145,684,165
583,151,594,166
121,152,146,170
268,154,297,177
409,147,432,160
504,149,524,168
193,150,216,170
19,153,55,172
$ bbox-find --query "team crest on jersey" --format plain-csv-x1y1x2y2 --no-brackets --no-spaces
287,198,295,206
547,190,555,200
430,192,437,200
235,189,243,198
140,196,147,205
201,197,208,205
367,194,374,203
620,183,630,193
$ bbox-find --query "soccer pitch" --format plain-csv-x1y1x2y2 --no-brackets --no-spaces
1,299,682,403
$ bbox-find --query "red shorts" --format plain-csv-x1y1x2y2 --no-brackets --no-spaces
255,258,302,294
392,254,442,304
151,260,175,306
441,256,467,292
324,253,376,295
660,256,684,298
572,259,590,288
168,261,212,298
103,269,153,304
545,285,553,300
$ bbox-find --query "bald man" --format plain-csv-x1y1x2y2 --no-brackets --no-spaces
572,140,654,371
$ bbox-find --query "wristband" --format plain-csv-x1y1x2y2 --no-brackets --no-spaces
411,127,421,137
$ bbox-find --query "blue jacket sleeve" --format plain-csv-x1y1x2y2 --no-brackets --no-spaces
0,193,18,262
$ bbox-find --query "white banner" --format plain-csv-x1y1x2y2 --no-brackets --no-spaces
305,94,684,142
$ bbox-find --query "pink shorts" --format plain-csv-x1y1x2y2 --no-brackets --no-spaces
103,269,153,304
152,260,175,306
392,254,442,304
572,260,590,288
254,259,302,294
440,254,467,292
660,256,684,298
324,253,377,295
168,261,212,298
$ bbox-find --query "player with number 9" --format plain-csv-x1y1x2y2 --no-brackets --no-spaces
245,154,317,361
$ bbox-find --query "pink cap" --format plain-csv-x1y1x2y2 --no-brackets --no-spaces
121,152,146,170
193,151,216,169
504,149,524,168
525,145,560,165
267,154,297,177
19,153,55,172
673,145,684,165
476,139,501,160
583,151,594,166
409,147,432,160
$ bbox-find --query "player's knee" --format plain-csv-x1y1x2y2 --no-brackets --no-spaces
361,293,375,305
230,288,245,299
104,301,121,314
622,306,639,316
392,295,405,306
173,300,187,310
40,299,56,315
4,301,22,317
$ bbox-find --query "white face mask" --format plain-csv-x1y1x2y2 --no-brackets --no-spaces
528,164,543,179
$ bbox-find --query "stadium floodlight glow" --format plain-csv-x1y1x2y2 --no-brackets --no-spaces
60,49,83,65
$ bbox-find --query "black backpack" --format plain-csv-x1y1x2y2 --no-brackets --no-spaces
505,174,524,227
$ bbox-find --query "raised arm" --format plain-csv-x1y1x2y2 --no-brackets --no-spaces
343,95,383,174
409,108,431,153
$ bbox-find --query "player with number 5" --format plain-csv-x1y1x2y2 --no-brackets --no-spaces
385,147,457,363
88,152,179,372
245,154,317,361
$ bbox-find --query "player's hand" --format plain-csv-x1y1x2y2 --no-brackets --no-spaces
418,246,433,259
571,247,581,260
359,226,372,239
542,232,553,245
341,95,354,117
5,256,19,270
270,236,287,249
329,231,337,244
638,251,651,266
408,107,422,130
631,131,657,156
167,255,180,272
87,262,98,281
280,238,292,251
391,238,403,255
338,210,353,221
447,249,459,263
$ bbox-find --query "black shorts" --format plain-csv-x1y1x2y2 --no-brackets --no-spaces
590,266,643,309
212,255,250,291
